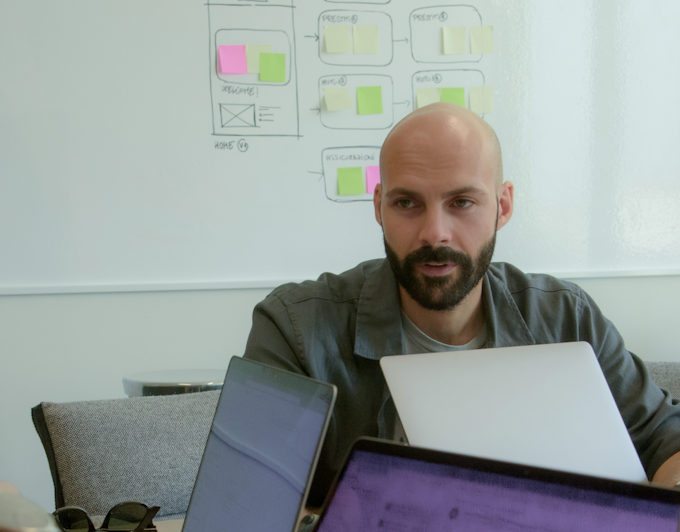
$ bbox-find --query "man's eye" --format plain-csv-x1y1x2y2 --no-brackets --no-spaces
396,199,416,209
453,199,472,208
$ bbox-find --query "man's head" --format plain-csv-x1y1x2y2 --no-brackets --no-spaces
374,102,514,312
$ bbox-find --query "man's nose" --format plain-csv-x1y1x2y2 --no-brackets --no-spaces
418,207,450,246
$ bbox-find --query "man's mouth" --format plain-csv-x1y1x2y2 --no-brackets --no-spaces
417,262,456,277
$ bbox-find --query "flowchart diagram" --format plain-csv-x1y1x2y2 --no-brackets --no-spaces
206,2,494,202
316,4,494,202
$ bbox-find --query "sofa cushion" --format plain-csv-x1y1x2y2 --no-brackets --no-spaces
32,390,219,517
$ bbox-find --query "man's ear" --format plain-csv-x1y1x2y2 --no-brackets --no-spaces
373,183,383,226
496,181,514,231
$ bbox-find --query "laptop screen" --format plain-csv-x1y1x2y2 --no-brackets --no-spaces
183,357,336,532
316,439,680,532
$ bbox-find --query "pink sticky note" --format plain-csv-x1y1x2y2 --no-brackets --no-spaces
218,45,247,74
366,165,381,193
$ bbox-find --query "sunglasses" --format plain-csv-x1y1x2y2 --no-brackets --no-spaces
53,502,160,532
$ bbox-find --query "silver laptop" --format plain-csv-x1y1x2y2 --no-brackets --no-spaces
315,437,680,532
380,341,647,483
182,356,336,532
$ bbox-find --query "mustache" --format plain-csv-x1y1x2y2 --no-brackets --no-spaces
404,246,472,266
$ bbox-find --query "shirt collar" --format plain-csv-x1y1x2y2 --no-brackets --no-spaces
481,266,536,348
354,259,403,360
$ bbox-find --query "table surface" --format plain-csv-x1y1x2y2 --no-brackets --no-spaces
123,369,227,385
155,510,317,532
157,519,184,532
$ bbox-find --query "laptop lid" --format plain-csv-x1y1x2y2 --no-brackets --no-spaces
380,341,647,482
315,437,680,532
182,357,336,532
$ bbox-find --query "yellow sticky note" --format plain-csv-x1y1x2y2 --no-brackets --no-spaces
353,25,379,54
469,86,493,113
324,26,352,54
416,88,441,109
470,25,494,54
324,88,353,111
442,27,466,55
245,44,272,73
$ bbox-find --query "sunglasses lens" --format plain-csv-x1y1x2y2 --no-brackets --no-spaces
54,508,91,532
107,503,148,530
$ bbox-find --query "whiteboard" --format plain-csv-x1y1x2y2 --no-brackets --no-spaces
1,0,679,295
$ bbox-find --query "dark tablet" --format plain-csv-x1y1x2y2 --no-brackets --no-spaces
183,357,336,532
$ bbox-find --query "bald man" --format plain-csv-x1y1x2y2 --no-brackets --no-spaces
244,103,680,506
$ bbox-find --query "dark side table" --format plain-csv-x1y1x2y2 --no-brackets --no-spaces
122,369,226,396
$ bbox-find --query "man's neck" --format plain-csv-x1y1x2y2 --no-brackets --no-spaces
399,282,485,346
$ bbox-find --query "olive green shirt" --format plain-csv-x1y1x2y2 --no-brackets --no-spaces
243,259,680,507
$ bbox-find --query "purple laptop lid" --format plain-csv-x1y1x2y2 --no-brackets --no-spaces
315,438,680,532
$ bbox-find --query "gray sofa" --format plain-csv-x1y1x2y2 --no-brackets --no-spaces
646,362,680,400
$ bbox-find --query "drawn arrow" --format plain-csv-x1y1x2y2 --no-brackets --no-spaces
393,37,409,43
308,170,324,181
310,107,321,115
305,34,320,41
394,101,411,107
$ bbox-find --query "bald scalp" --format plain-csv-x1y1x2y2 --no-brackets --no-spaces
380,102,503,189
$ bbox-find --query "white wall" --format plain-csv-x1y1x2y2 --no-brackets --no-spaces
0,287,270,511
1,275,679,511
570,275,680,362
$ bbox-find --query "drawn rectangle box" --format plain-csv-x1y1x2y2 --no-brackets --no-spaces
318,11,393,66
214,29,291,86
207,3,299,137
321,146,380,202
410,5,483,64
411,69,487,115
219,104,256,127
319,74,394,130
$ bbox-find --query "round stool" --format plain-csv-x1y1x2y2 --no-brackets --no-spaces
122,369,226,397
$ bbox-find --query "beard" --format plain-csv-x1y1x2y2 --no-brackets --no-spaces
384,233,496,311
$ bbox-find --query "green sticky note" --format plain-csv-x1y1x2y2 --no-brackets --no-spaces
356,86,383,115
324,87,353,111
469,86,493,113
259,52,286,82
416,88,441,109
353,25,379,54
441,87,466,107
325,25,352,53
470,25,494,54
442,26,466,55
245,44,272,73
337,167,365,195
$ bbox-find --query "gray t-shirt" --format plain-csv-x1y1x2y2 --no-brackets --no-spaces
400,309,487,354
